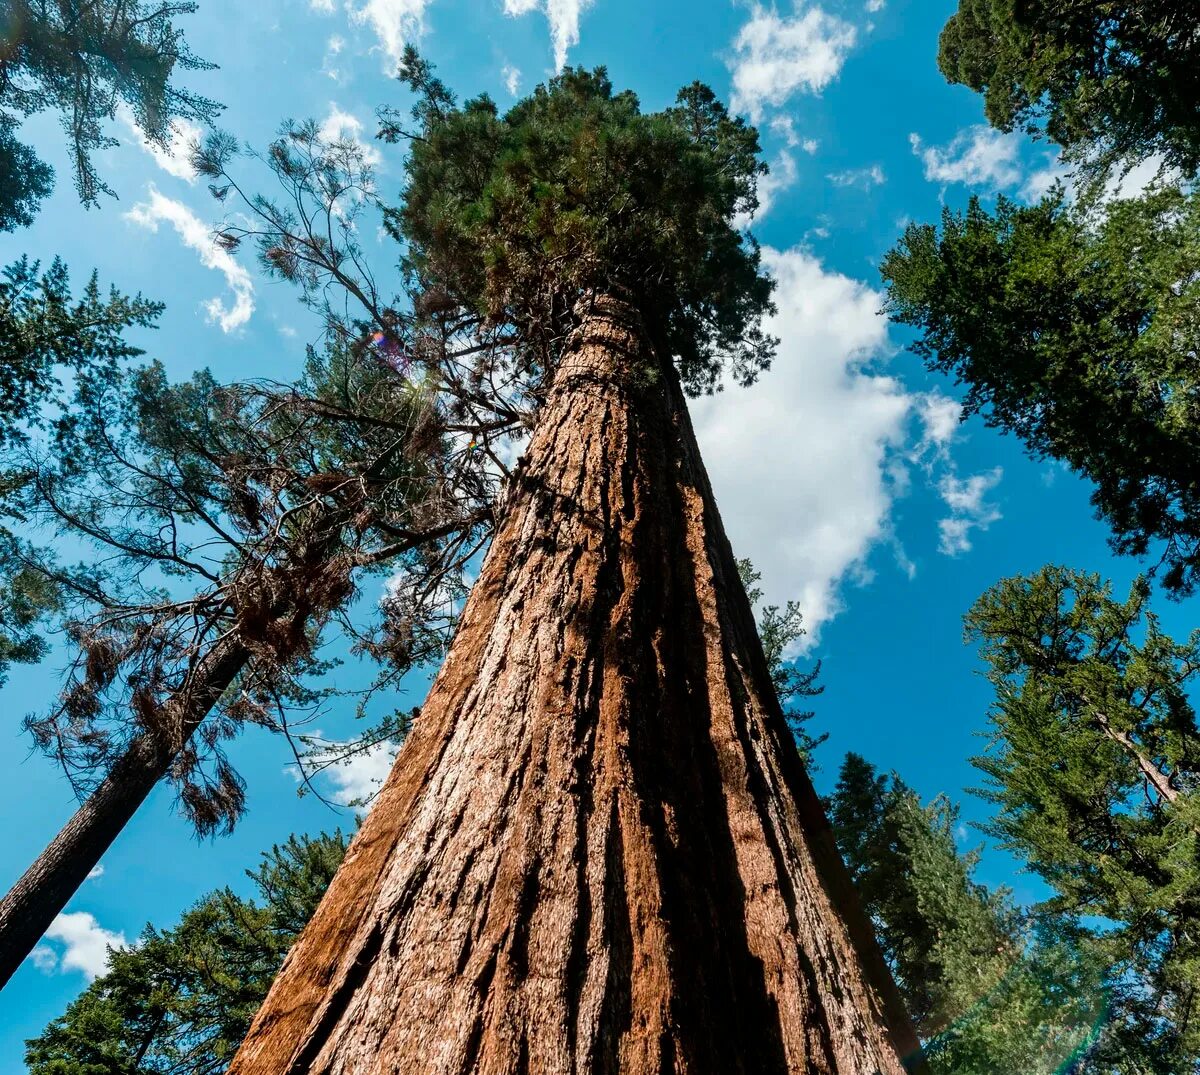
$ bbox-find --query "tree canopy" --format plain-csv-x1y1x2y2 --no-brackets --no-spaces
967,566,1200,1069
0,0,221,223
937,0,1200,178
828,753,1107,1073
382,50,776,395
881,186,1200,594
25,830,347,1074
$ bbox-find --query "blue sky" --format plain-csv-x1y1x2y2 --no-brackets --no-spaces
0,0,1182,1061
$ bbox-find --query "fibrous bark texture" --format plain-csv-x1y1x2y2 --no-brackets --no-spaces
228,295,921,1074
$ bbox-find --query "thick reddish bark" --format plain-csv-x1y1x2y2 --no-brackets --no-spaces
229,295,922,1074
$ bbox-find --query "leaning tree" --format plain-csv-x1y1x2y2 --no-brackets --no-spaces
227,57,922,1073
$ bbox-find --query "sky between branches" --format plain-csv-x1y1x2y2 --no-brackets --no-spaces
0,0,1178,1061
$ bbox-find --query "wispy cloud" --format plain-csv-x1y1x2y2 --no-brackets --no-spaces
827,163,885,190
502,63,522,97
348,0,431,70
910,126,1023,191
125,187,256,333
503,0,593,72
728,5,857,122
937,467,1003,555
737,149,799,227
118,106,201,182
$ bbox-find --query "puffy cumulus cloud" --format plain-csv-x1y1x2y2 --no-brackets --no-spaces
125,187,255,333
690,247,912,643
827,163,885,190
504,0,593,72
937,467,1003,555
349,0,431,69
728,5,857,122
35,912,128,981
910,126,1024,191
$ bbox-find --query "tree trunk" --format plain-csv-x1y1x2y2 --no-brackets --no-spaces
228,294,923,1074
0,639,251,989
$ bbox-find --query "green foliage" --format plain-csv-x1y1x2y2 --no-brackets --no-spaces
385,50,776,395
25,831,347,1074
0,123,52,230
882,186,1200,594
828,753,1107,1074
0,0,220,217
0,257,162,448
967,566,1200,1069
0,256,160,684
8,330,467,832
938,0,1200,178
736,557,826,764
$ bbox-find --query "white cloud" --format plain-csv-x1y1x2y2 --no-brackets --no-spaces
323,33,349,82
319,103,383,167
691,247,912,642
911,124,1174,205
728,5,857,122
913,391,960,462
349,0,431,69
827,163,885,190
502,63,522,97
36,912,127,981
86,864,104,881
937,467,1003,555
1021,153,1072,201
910,126,1023,191
310,0,337,11
737,150,799,227
324,738,399,806
125,187,256,333
504,0,593,72
767,118,819,156
865,0,885,9
118,107,201,182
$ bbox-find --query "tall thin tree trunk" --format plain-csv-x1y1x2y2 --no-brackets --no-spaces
229,294,922,1074
0,640,250,988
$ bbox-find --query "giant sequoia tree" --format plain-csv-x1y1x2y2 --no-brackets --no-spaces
227,58,921,1073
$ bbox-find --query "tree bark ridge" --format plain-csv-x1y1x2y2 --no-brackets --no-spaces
228,294,922,1073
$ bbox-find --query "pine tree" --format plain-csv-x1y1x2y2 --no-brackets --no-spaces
0,0,221,224
25,831,347,1074
0,109,512,983
881,186,1200,595
967,567,1200,1070
937,0,1200,180
225,59,921,1073
828,753,1109,1074
0,256,161,684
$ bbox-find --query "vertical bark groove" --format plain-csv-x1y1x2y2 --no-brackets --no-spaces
228,295,922,1074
